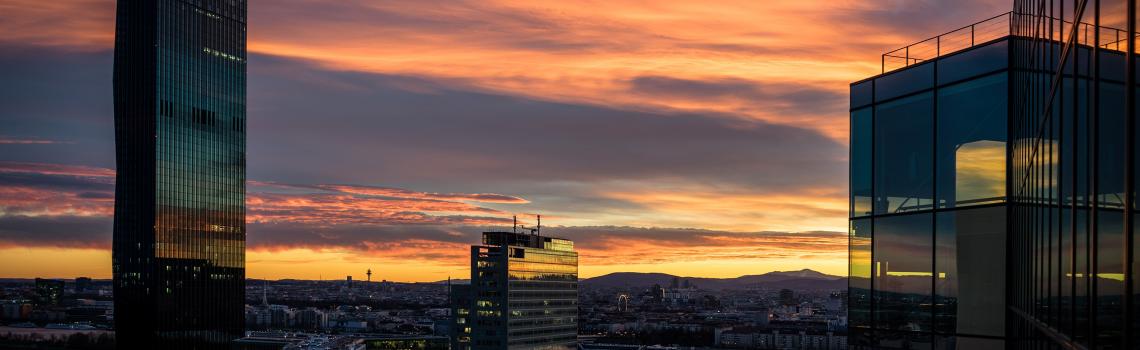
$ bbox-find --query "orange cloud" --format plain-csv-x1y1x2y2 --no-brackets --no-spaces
0,0,1015,280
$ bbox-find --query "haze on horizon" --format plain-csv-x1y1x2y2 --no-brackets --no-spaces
0,0,1008,282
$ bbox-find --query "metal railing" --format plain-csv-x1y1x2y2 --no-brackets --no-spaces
881,12,1138,74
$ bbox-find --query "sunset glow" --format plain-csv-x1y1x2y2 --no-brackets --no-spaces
0,0,1009,281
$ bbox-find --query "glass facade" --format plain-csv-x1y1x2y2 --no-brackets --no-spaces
858,2,1140,348
462,232,578,350
1008,1,1139,348
113,0,246,348
849,38,1010,349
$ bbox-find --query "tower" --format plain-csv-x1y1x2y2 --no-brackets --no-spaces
112,0,247,347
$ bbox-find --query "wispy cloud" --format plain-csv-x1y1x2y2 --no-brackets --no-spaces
0,162,845,278
0,0,1007,279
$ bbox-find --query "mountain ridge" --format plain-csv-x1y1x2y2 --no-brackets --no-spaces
580,269,846,290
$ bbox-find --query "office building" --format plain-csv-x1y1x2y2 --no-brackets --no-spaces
34,279,65,306
112,0,248,347
1009,0,1139,348
450,283,475,350
451,230,579,350
849,3,1137,348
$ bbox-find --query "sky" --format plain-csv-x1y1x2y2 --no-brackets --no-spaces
0,0,1009,282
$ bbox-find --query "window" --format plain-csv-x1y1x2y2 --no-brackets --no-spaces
874,213,932,332
849,219,872,329
935,206,1005,336
875,92,934,214
852,108,873,217
936,73,1007,208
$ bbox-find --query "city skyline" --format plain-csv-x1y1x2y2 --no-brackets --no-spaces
0,1,1009,282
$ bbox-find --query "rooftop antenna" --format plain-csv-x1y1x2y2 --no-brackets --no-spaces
537,215,541,236
513,215,518,233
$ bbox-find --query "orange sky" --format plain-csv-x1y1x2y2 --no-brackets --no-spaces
0,0,1010,281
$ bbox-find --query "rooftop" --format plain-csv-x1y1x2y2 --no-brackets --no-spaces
881,11,1135,74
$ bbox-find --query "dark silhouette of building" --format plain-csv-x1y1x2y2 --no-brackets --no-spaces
74,277,92,293
450,230,578,350
778,289,795,306
34,279,65,306
112,0,247,347
449,283,474,350
347,276,353,288
849,3,1138,348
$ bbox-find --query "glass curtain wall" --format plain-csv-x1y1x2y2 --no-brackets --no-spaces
849,38,1010,349
1008,0,1138,348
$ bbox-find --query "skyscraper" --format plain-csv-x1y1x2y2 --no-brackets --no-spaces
849,13,1012,348
451,230,578,350
112,0,247,348
849,3,1138,349
1009,1,1138,348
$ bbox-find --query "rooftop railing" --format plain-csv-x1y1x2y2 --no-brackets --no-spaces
881,11,1137,74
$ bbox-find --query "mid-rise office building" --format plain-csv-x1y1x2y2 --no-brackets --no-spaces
112,0,248,347
34,279,65,306
451,230,579,350
849,2,1137,348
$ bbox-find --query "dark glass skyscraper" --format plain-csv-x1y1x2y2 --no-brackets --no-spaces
112,0,247,348
849,20,1012,348
850,2,1138,348
451,230,578,350
1008,1,1138,348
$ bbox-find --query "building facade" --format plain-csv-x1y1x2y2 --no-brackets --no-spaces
1008,0,1139,348
850,3,1139,349
849,13,1015,350
112,0,247,347
453,231,579,350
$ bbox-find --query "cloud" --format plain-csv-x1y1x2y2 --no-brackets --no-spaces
0,215,112,249
627,75,846,116
0,138,69,145
0,161,844,270
0,0,114,51
315,184,528,204
247,54,847,194
1,0,1030,278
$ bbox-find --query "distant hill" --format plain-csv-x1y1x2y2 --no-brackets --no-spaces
581,269,846,290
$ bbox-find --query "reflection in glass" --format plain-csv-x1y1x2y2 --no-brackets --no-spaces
937,73,1007,208
875,92,934,214
874,214,932,332
936,207,1005,337
850,219,872,329
852,108,873,217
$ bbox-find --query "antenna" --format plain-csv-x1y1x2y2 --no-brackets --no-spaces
513,215,518,233
537,215,541,236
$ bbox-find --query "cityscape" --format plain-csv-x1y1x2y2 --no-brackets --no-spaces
0,0,1138,349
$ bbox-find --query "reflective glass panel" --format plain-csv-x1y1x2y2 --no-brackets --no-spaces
936,73,1007,208
850,218,872,329
852,108,873,217
935,207,1006,337
875,92,934,214
874,213,933,332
